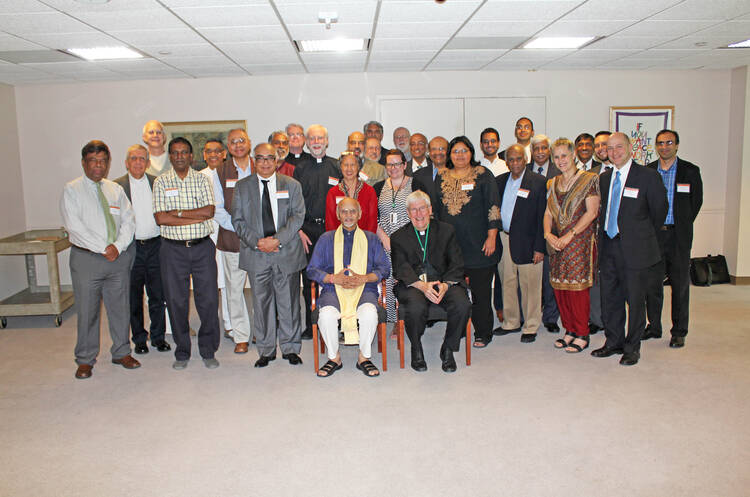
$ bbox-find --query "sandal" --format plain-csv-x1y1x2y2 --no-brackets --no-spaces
356,359,380,377
317,360,343,378
554,331,576,349
565,335,590,353
473,336,491,348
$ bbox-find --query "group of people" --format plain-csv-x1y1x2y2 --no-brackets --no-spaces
60,116,702,380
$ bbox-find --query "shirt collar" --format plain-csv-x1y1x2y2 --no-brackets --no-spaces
614,159,632,177
128,173,147,182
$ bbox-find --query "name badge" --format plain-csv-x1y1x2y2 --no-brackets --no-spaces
517,188,529,199
623,187,639,199
335,196,345,204
226,179,237,188
461,183,474,191
390,212,398,224
677,183,690,193
328,177,339,186
277,190,289,199
109,205,120,215
359,171,369,181
164,187,179,198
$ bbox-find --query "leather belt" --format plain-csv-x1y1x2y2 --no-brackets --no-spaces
660,225,674,231
163,236,209,248
72,245,98,254
136,236,160,245
306,218,324,224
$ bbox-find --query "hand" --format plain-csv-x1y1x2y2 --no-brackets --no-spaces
299,230,312,254
557,232,575,250
257,237,280,253
103,244,119,261
545,234,560,252
328,268,350,286
482,234,496,257
343,269,368,288
380,235,390,252
433,281,448,303
532,251,544,264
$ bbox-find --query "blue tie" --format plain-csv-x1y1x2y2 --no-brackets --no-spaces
537,166,544,175
606,171,621,239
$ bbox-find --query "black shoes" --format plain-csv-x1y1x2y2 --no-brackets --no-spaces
589,322,603,335
641,325,662,341
152,340,171,352
669,336,685,348
282,353,303,365
544,322,560,333
493,326,521,336
134,343,148,354
411,344,427,372
301,329,313,340
254,354,277,368
591,346,624,358
619,351,640,366
520,333,537,343
440,346,456,373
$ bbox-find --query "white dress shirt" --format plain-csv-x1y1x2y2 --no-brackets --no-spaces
531,160,550,177
128,174,160,240
60,176,135,254
214,158,253,232
578,158,594,171
411,157,429,172
257,173,279,229
604,159,632,232
146,152,170,177
481,155,509,177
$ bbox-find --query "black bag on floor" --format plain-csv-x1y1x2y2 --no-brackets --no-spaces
690,254,730,286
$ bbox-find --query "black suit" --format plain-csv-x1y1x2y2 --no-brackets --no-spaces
406,156,432,177
391,220,471,354
526,160,561,180
599,162,668,354
645,157,703,337
496,171,547,264
412,165,439,210
114,173,165,347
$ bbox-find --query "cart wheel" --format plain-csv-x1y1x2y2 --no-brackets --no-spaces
0,317,6,329
54,315,62,327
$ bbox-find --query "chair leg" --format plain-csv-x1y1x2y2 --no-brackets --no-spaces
320,334,326,355
377,326,383,353
466,319,472,366
398,320,405,369
380,323,387,371
313,323,320,372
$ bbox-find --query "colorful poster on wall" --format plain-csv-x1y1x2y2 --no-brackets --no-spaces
609,106,674,164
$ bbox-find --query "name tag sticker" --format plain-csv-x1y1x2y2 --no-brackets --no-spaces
335,196,345,204
359,171,369,181
623,187,639,199
109,206,120,215
226,179,237,188
164,187,178,198
328,177,339,186
677,183,690,193
517,188,530,199
461,183,475,191
276,190,289,199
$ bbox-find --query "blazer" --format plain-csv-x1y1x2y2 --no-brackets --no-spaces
114,173,156,202
412,165,439,210
391,219,465,287
526,160,561,180
496,170,547,264
647,157,703,251
599,162,668,270
230,172,307,275
406,156,432,176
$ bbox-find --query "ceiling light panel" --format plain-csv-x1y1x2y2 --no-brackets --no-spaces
379,1,480,22
727,39,750,48
172,5,279,28
67,46,143,61
373,37,447,50
473,1,579,21
494,48,574,62
588,35,675,50
523,37,595,49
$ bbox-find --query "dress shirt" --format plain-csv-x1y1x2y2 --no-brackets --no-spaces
501,169,525,233
657,158,677,225
578,158,594,171
61,176,135,254
146,152,170,177
200,167,221,243
214,158,253,232
257,173,279,230
152,168,214,241
481,156,509,177
128,174,160,240
599,163,613,175
411,158,429,172
604,159,632,232
532,161,549,177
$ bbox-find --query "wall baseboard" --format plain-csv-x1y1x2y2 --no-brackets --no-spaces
730,275,750,285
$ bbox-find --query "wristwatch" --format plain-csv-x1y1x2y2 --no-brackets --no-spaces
177,210,183,218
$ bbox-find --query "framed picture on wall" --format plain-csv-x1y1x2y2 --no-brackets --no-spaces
610,106,674,164
162,120,246,170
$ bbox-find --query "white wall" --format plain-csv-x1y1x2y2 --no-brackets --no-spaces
12,69,733,284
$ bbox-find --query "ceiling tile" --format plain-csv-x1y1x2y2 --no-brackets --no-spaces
286,23,372,40
276,1,377,24
458,20,549,37
161,0,267,6
217,41,299,64
379,1,480,22
71,9,185,31
0,12,92,35
241,63,304,75
0,0,54,14
23,31,123,50
182,66,247,77
372,37,447,50
369,49,434,62
21,61,117,75
447,36,527,49
0,33,47,51
43,0,160,12
535,20,634,37
617,20,719,37
159,55,237,69
199,25,288,43
109,28,206,46
691,20,750,38
651,0,750,21
587,35,675,50
564,0,682,21
474,1,579,21
138,43,222,58
562,49,641,61
377,21,461,38
172,5,279,27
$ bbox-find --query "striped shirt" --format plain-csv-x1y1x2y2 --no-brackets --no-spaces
657,159,677,225
152,168,214,240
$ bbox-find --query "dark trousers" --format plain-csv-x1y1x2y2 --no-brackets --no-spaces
301,221,325,333
541,254,560,324
129,237,165,346
646,228,691,337
160,238,220,361
465,266,494,343
394,283,471,353
492,266,503,312
600,236,653,354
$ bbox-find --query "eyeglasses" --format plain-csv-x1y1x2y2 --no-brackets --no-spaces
451,149,470,155
288,132,304,138
204,148,224,155
656,140,675,146
254,155,276,163
386,161,404,167
230,138,247,145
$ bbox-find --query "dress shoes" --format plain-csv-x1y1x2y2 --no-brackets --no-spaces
254,354,277,368
591,346,624,358
669,336,685,348
619,351,640,366
75,364,93,379
440,347,456,373
134,343,149,354
111,355,141,369
589,322,603,335
641,325,662,341
234,342,249,354
544,322,560,333
152,340,171,352
172,359,188,370
301,329,313,340
282,353,303,365
410,345,427,372
203,358,220,369
520,333,537,343
493,326,521,336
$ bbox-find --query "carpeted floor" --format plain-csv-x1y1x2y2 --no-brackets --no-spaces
0,284,748,497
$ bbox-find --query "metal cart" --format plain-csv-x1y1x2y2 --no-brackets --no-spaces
0,228,74,328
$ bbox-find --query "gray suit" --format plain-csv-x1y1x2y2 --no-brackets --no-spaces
231,173,307,357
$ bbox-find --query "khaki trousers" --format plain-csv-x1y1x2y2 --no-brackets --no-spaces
500,232,543,335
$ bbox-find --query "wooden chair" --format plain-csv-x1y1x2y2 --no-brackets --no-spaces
311,280,389,373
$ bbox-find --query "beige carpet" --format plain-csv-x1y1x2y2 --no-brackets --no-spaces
0,284,748,497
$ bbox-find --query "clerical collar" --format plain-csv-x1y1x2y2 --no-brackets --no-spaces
316,157,323,163
294,153,300,158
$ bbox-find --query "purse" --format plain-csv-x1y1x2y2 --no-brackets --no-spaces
690,254,730,286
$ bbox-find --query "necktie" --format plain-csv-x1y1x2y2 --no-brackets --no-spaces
606,171,621,239
537,166,544,175
96,182,116,244
261,179,276,237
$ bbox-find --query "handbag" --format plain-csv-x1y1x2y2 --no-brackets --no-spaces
690,254,730,286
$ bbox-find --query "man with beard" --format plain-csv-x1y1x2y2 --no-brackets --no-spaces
361,137,387,186
500,117,534,163
269,130,295,177
393,126,411,161
364,120,388,166
479,127,508,177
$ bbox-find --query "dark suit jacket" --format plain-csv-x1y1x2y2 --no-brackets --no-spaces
412,165,439,210
599,162,668,269
647,157,703,251
391,219,465,287
526,160,561,180
114,173,156,202
496,170,547,264
406,156,432,176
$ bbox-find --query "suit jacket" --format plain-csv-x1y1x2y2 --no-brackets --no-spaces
230,172,307,275
590,163,611,175
391,219,465,287
599,162,668,269
406,156,432,176
114,173,156,202
412,165,439,210
496,170,547,264
526,160,561,180
647,157,703,251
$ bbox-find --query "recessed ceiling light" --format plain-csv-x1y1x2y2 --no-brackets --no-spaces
295,38,369,53
66,46,144,61
727,39,750,48
522,37,596,49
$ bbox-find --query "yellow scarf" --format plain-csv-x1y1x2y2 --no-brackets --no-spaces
334,225,368,344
